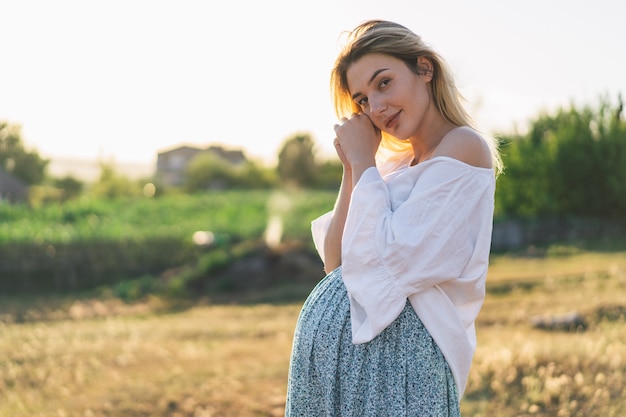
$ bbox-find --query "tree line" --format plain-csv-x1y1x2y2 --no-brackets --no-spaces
495,95,625,219
2,94,625,219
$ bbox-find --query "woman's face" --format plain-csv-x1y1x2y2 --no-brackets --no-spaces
347,53,433,140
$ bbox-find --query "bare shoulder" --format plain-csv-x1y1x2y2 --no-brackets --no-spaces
433,126,493,169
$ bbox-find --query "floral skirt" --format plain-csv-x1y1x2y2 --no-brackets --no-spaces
285,267,460,417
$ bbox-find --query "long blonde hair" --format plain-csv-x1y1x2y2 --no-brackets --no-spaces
330,20,502,173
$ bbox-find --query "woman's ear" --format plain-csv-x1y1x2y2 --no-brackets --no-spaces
416,56,434,82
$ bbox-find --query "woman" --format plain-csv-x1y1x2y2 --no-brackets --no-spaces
285,20,502,416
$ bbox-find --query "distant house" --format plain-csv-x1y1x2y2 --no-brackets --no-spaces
0,167,28,203
155,144,247,187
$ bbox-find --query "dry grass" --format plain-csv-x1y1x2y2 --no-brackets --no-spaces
465,250,626,416
0,304,297,416
1,249,625,416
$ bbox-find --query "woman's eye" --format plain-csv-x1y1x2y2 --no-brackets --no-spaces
358,97,369,107
379,79,389,89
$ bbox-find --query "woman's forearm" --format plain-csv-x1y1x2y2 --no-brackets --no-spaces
323,169,353,273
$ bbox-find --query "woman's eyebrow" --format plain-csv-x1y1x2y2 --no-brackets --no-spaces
351,68,389,100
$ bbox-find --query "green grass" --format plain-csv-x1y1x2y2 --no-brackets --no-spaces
0,190,338,244
0,190,338,292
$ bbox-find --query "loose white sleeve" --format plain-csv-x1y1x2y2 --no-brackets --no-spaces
310,211,333,266
341,158,495,344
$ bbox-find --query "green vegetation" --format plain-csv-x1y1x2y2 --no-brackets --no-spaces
496,95,626,218
0,189,337,244
1,192,266,243
184,152,278,191
0,121,48,185
0,190,337,292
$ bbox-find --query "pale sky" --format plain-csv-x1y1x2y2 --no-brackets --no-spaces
1,0,624,170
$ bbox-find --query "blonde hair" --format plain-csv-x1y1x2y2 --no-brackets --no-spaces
330,20,502,173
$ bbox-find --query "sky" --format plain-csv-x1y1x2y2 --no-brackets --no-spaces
1,0,625,172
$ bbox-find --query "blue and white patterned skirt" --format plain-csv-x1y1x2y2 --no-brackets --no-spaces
285,267,460,417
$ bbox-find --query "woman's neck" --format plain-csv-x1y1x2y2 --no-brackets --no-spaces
410,119,457,165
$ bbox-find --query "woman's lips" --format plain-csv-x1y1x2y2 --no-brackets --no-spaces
384,111,400,129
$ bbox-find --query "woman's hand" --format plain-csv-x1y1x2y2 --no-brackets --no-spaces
333,137,350,172
333,113,381,177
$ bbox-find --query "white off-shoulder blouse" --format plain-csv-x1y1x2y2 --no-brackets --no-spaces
311,156,496,397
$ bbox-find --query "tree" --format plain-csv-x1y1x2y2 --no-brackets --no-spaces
495,95,626,218
237,160,279,189
184,152,276,191
185,151,239,191
277,133,317,187
0,121,48,184
54,175,84,200
90,162,142,198
313,159,343,189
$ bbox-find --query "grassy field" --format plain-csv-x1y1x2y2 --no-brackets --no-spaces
0,190,338,292
0,190,338,244
1,247,625,417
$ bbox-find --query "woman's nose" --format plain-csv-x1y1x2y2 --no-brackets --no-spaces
368,96,385,115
